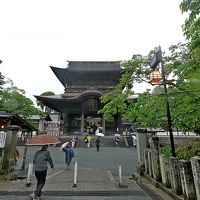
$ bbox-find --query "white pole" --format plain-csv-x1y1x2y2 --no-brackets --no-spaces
72,161,78,187
26,163,33,187
118,165,122,187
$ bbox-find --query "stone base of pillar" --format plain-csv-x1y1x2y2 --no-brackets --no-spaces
136,162,145,176
169,157,182,195
179,159,196,200
160,154,171,188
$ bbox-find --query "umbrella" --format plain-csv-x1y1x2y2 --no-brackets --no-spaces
132,135,137,140
114,133,121,137
83,132,89,136
129,132,136,136
73,131,80,135
60,141,70,151
96,132,104,137
25,134,60,146
97,127,103,130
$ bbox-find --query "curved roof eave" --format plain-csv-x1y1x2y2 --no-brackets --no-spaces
34,90,103,103
50,66,66,87
50,64,123,86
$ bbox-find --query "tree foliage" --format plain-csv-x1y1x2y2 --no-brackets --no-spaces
100,0,200,134
180,0,200,89
36,91,55,112
99,54,151,120
0,76,44,117
0,72,5,91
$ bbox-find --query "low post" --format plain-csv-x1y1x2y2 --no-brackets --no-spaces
72,161,78,187
118,165,122,187
21,145,28,170
148,150,153,178
144,150,149,174
26,163,33,187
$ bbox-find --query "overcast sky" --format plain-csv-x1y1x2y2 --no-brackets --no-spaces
0,0,186,104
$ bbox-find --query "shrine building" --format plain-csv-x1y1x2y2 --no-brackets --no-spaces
35,61,123,135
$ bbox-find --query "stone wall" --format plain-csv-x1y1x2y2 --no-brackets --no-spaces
143,137,199,200
157,136,200,147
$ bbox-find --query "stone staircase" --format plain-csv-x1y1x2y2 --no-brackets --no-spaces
59,135,127,147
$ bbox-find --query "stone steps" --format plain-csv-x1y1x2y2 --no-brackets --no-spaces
59,136,126,147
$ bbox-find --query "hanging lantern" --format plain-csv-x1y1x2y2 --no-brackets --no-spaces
149,70,162,85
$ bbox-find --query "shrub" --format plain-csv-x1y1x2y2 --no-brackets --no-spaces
176,139,200,161
160,147,172,157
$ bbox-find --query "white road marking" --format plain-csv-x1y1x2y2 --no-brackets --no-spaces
46,169,65,181
107,170,115,182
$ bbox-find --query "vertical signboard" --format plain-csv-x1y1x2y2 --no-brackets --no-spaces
45,122,60,137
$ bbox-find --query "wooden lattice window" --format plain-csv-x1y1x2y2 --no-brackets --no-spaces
88,99,97,111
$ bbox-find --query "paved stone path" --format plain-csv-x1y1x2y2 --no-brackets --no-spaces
0,146,163,200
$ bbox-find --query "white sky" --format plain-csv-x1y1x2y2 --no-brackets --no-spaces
0,0,186,104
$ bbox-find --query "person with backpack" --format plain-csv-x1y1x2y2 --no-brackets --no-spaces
60,141,74,169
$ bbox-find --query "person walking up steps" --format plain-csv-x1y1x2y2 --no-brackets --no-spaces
95,136,101,151
29,145,54,200
60,141,74,169
84,135,89,148
115,137,120,147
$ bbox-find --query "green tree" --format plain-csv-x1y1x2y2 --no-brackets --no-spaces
0,72,5,91
180,0,200,88
99,0,200,134
0,76,44,117
99,54,150,120
99,52,160,122
36,91,55,112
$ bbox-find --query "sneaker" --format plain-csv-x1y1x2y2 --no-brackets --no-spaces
66,165,70,170
29,193,35,199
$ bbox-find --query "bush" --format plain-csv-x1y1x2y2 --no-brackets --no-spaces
0,170,9,181
160,147,172,157
176,139,200,161
160,139,200,160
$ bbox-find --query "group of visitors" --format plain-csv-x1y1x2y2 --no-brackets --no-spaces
84,135,92,148
84,135,102,151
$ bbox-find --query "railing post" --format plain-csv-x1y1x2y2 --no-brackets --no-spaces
26,163,33,187
72,161,78,187
118,165,122,187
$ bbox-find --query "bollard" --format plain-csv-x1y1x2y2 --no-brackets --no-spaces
118,165,128,188
118,165,122,187
72,161,78,187
26,163,33,187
